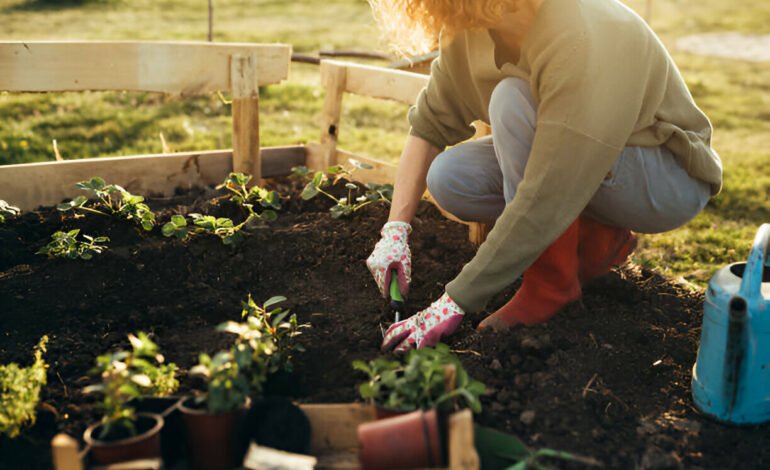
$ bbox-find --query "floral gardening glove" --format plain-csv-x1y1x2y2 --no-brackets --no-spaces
381,293,465,353
366,221,412,298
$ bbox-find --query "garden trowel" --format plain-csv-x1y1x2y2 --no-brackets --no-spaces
379,269,405,338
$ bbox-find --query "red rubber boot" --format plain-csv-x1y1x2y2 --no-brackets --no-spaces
477,220,582,331
577,216,637,285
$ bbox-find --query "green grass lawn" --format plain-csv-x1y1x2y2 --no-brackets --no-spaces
1,0,768,286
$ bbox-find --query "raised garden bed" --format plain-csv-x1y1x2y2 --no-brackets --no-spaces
2,178,770,469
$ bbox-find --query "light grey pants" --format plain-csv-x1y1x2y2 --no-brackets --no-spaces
426,78,712,234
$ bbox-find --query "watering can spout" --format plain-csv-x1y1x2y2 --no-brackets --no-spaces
724,296,748,414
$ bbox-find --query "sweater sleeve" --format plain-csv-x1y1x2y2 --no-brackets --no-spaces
407,33,478,149
446,22,655,312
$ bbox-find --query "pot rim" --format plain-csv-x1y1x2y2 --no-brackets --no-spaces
84,412,164,448
178,395,250,416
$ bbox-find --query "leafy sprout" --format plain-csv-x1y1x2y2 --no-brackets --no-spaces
84,333,179,439
162,212,271,246
353,343,485,413
189,350,251,414
240,295,309,374
57,177,156,231
0,336,48,438
294,159,393,219
0,200,20,223
217,172,281,219
36,229,109,260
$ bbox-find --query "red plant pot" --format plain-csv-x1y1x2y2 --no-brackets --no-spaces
83,412,163,465
374,405,414,420
179,397,247,470
358,408,442,470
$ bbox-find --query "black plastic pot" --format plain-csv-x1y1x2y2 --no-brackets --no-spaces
83,412,163,465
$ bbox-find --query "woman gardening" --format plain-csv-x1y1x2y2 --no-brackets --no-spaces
366,0,723,352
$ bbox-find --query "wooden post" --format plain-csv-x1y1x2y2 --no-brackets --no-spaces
231,53,261,178
448,410,480,470
51,434,83,470
469,223,490,246
645,0,653,24
317,60,348,170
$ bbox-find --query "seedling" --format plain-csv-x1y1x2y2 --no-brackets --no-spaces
162,212,268,245
57,177,156,231
84,333,179,439
294,159,393,218
0,336,48,438
0,200,20,223
216,316,275,398
217,172,281,218
36,229,109,260
189,350,251,414
353,343,485,413
240,295,308,374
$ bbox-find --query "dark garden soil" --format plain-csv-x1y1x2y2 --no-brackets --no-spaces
1,178,769,469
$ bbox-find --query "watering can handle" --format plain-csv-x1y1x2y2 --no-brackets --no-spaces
739,223,770,299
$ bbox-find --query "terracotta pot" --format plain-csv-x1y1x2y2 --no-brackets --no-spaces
358,408,442,470
374,405,414,420
179,397,247,470
83,413,163,465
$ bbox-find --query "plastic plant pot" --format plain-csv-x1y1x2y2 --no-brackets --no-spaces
179,397,248,470
358,408,443,470
83,412,164,465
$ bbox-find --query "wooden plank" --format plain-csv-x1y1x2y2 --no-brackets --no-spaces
299,403,376,452
448,410,480,470
51,434,83,470
314,61,348,170
0,146,305,211
0,41,290,94
322,59,429,105
231,53,261,178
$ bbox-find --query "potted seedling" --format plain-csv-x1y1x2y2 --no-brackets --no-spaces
83,332,179,465
0,336,48,439
353,344,486,470
240,294,308,396
181,315,275,470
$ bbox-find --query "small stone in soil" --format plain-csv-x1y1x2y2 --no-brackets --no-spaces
520,410,536,425
509,354,522,366
490,359,503,370
520,336,542,351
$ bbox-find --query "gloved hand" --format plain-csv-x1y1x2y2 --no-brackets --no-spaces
366,221,412,298
381,293,465,352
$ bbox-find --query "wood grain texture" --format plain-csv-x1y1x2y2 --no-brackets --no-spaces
299,403,376,452
0,146,305,211
0,41,290,94
231,53,261,177
448,410,481,470
317,61,348,170
322,59,429,105
51,434,83,470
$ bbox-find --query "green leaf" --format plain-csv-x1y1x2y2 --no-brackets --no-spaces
161,223,177,237
264,296,287,309
260,210,278,222
301,182,319,200
171,215,187,226
348,158,374,170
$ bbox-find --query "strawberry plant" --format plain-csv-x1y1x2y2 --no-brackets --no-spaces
294,160,393,218
189,350,251,414
57,177,156,231
84,333,179,439
0,336,48,438
36,229,109,260
216,316,275,398
217,172,281,218
353,343,485,413
0,200,20,223
162,212,269,245
240,295,308,374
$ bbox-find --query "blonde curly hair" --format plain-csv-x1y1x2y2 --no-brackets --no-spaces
368,0,517,55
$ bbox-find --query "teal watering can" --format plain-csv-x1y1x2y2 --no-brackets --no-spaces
692,223,770,424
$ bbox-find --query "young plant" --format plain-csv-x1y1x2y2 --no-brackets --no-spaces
57,177,156,231
0,336,48,438
162,212,274,246
353,343,485,413
217,172,281,218
189,350,251,414
240,295,308,374
294,160,393,219
84,333,179,439
0,200,20,223
36,229,109,260
215,316,276,398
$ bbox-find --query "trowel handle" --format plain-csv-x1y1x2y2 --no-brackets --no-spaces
389,271,403,303
740,223,770,299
